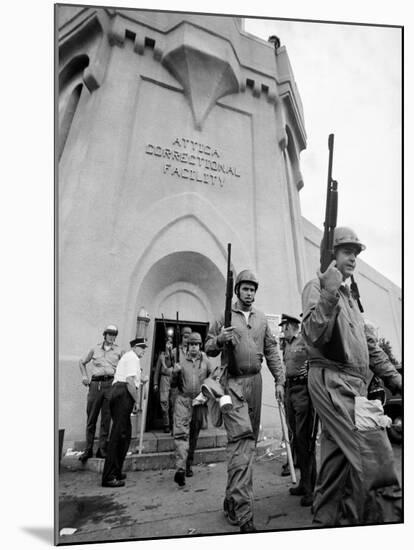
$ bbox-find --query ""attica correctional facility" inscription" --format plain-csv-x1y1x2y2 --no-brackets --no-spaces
145,137,241,188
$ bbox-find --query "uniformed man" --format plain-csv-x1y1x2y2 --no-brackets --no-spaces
205,270,285,533
279,313,316,506
301,226,402,525
172,332,213,486
101,337,148,487
168,326,192,430
78,324,123,463
153,335,175,433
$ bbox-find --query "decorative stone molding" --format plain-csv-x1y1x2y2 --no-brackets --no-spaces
161,22,241,130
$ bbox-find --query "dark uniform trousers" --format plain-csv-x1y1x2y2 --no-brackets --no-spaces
86,378,113,453
285,378,317,496
102,383,134,483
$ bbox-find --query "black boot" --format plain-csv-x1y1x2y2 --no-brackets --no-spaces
289,485,306,496
223,498,238,526
185,463,193,477
79,449,93,464
300,494,313,507
240,520,257,533
174,468,186,486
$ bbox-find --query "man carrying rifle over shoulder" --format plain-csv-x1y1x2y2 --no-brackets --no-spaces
279,313,316,507
302,227,402,525
301,134,402,526
205,269,285,533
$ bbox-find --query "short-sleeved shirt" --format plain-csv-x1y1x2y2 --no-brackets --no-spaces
81,342,123,376
113,349,141,388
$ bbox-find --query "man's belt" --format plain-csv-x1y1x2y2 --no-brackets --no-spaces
91,375,114,382
286,375,308,387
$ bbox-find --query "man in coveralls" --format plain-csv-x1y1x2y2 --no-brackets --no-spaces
78,324,123,463
301,226,402,526
153,335,175,433
205,270,285,533
279,313,316,506
172,332,213,486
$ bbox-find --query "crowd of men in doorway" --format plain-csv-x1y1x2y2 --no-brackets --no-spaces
76,226,402,533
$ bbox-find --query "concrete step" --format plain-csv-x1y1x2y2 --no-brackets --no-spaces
61,438,276,472
71,427,228,455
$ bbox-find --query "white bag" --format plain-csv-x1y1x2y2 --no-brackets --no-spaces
354,396,392,431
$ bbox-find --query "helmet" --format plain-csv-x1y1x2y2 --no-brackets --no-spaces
333,227,366,253
234,270,259,293
103,324,118,336
188,332,202,344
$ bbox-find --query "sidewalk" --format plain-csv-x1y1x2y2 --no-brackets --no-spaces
57,442,313,544
57,442,402,545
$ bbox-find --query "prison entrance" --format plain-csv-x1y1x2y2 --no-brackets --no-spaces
146,317,210,431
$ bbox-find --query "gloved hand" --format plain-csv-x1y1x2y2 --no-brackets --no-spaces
318,259,342,294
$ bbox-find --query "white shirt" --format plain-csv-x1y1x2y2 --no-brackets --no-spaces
242,311,251,324
113,349,141,388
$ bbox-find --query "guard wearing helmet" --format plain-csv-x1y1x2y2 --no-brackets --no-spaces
205,270,285,532
78,325,124,463
172,332,213,486
302,226,402,525
153,334,175,433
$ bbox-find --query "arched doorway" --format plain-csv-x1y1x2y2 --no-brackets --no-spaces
135,251,226,430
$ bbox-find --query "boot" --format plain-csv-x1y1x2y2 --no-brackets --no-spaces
289,485,306,496
281,462,290,476
185,464,193,477
240,520,257,533
79,449,93,464
174,468,186,487
300,494,314,507
223,498,238,526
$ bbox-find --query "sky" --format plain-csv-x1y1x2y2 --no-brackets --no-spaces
243,18,402,286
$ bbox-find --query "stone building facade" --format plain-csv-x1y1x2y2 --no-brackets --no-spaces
57,6,401,443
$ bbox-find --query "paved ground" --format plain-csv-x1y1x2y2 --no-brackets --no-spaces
57,441,402,545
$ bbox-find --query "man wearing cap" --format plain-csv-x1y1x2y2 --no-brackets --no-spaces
301,226,402,525
205,270,285,533
78,324,123,463
279,313,316,507
172,332,213,486
101,337,148,487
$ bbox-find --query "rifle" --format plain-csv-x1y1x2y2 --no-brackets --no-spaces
320,134,338,272
174,311,183,392
320,135,346,363
161,313,174,366
321,135,363,314
277,399,297,484
224,243,233,329
224,243,236,375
